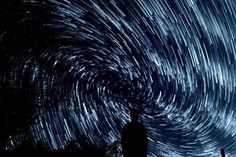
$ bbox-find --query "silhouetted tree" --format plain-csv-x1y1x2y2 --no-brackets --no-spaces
34,140,50,152
0,0,57,150
64,140,80,152
106,140,120,157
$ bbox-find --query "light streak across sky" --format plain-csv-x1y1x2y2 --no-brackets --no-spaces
1,0,236,156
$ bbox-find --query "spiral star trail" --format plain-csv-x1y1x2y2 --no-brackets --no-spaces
1,0,236,156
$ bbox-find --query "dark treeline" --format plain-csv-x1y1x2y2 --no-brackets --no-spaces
0,0,67,151
5,137,117,157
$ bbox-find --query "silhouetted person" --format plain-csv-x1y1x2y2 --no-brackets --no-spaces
221,148,225,157
121,108,147,157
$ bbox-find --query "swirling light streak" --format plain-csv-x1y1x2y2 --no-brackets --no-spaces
1,0,236,156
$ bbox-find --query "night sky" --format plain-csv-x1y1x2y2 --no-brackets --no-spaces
0,0,236,156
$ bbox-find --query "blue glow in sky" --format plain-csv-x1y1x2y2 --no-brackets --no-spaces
1,0,236,156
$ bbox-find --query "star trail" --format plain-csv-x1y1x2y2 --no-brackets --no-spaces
1,0,236,156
